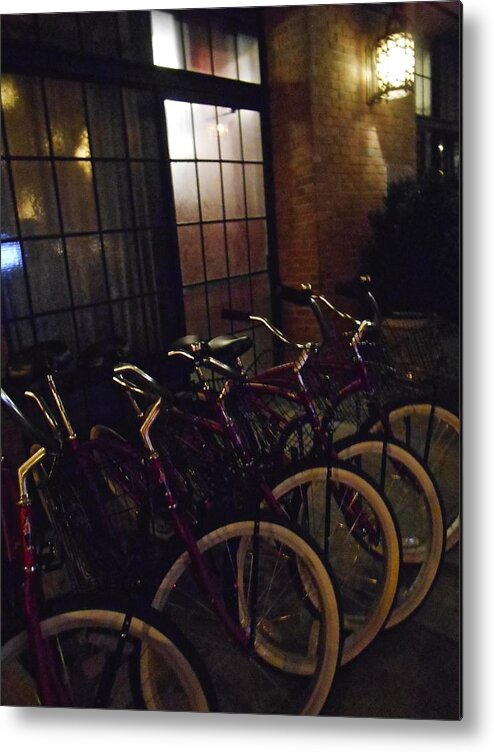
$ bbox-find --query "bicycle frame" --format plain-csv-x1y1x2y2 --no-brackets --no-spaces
23,366,257,652
1,441,70,706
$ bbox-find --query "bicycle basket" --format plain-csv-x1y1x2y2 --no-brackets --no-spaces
355,315,445,386
32,442,157,594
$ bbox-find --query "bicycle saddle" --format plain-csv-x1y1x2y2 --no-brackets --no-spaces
6,340,72,384
78,337,130,370
207,335,253,364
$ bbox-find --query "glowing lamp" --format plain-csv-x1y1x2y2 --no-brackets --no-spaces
369,10,415,104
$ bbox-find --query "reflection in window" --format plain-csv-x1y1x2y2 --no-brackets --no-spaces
151,10,261,84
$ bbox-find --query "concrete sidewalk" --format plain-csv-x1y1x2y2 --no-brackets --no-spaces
322,545,461,720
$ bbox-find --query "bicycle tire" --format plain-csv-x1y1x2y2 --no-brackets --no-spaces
1,595,215,711
151,515,342,715
270,462,400,664
334,437,445,628
363,400,460,551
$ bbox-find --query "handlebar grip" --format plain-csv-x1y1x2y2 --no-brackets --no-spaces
334,275,372,300
221,308,252,323
277,284,313,306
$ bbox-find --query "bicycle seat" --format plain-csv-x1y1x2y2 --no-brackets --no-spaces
78,337,130,370
207,335,253,364
170,334,204,351
6,341,72,385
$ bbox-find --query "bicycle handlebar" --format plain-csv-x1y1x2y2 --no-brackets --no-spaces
277,284,313,307
221,308,253,324
334,275,382,325
223,308,308,350
1,388,62,454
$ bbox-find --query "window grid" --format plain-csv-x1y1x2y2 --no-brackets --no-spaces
1,73,168,359
151,10,261,84
166,100,270,367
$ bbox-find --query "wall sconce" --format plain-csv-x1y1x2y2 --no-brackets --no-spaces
368,6,415,104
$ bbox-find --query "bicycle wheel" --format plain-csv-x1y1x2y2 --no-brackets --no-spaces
270,462,400,665
335,437,445,628
364,400,460,551
151,515,342,715
1,597,215,711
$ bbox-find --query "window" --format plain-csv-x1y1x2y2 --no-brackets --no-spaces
151,10,261,84
1,73,169,358
415,40,432,117
1,9,271,376
165,100,271,367
415,35,460,177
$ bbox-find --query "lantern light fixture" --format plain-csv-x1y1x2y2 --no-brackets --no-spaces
369,6,415,104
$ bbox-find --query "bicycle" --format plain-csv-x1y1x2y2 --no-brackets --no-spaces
1,388,215,711
272,279,460,552
169,315,445,640
124,337,401,666
3,342,343,715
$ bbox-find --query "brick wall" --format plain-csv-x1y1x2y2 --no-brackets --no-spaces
264,3,417,339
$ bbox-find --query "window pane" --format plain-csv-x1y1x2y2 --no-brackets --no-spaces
226,221,249,276
247,219,268,272
229,275,252,319
95,162,133,230
137,230,159,292
207,280,230,337
56,161,98,233
151,11,184,69
124,90,159,158
251,272,271,317
131,162,165,227
198,162,223,221
1,241,29,318
112,299,145,357
104,233,141,299
222,163,245,219
244,163,265,217
240,110,263,162
11,161,60,236
143,294,164,354
6,319,35,353
66,235,107,306
24,238,70,313
1,161,17,238
35,311,77,355
87,84,126,159
211,23,238,79
171,163,200,224
45,79,89,158
118,12,153,64
183,284,208,337
237,34,261,84
177,225,204,285
2,75,49,156
193,104,220,161
218,108,241,161
165,100,195,160
423,79,432,117
415,77,424,115
183,18,212,74
75,304,112,351
203,223,227,280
